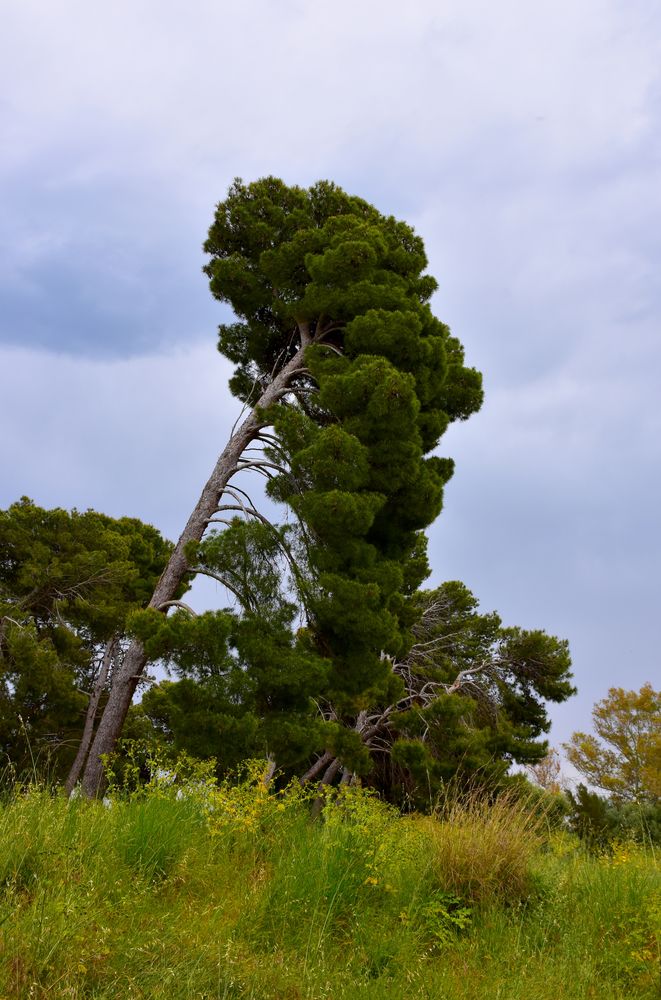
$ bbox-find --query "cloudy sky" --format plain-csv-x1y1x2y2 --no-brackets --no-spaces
1,0,659,758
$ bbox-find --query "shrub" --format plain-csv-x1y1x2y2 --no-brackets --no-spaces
566,785,661,851
420,788,547,905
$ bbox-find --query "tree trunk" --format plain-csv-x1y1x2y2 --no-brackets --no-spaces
65,635,118,796
80,348,308,797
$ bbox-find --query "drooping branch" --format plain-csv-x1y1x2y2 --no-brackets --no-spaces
208,503,309,609
190,567,256,612
158,600,198,617
314,342,343,357
211,503,275,527
236,458,292,478
255,430,288,453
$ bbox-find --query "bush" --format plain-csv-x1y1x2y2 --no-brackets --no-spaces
567,785,661,851
420,788,548,905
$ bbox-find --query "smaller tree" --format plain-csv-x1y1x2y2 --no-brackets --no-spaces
289,581,573,804
565,784,661,850
563,684,660,804
565,784,618,850
526,747,564,794
0,498,171,783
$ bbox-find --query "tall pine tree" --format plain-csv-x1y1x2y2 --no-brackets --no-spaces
79,177,482,795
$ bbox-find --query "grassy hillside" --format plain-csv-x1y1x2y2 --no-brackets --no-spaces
1,765,658,999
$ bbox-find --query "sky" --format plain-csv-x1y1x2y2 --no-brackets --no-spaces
1,0,659,763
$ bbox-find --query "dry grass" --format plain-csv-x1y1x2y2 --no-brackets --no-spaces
420,789,548,904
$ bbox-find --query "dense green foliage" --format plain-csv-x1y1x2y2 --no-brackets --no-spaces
566,784,661,851
0,498,171,778
373,581,575,804
1,772,658,999
125,518,330,776
203,176,483,716
131,573,575,802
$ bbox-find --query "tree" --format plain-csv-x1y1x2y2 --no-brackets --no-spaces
79,177,483,795
565,784,618,850
565,784,661,849
128,573,574,805
563,684,660,804
526,747,564,794
0,498,171,783
296,580,573,803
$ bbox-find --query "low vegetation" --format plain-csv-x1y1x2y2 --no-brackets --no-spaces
1,760,658,999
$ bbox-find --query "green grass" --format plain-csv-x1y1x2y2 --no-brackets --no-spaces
0,774,658,999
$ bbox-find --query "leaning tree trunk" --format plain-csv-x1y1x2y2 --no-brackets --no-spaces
65,635,118,796
79,347,308,797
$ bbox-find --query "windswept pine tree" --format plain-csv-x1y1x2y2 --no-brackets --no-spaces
79,177,483,795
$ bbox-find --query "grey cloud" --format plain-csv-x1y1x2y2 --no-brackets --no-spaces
430,367,661,745
0,166,228,356
0,345,240,539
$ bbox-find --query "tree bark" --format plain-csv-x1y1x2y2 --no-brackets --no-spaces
65,636,118,796
300,751,334,785
79,347,308,797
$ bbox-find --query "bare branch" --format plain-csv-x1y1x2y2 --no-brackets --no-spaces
300,751,334,784
158,600,198,618
315,342,343,357
320,757,343,786
314,320,344,342
447,663,493,693
236,458,290,475
0,615,24,630
219,483,257,507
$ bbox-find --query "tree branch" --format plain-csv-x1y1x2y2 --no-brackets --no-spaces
158,600,198,617
188,567,252,610
300,751,334,784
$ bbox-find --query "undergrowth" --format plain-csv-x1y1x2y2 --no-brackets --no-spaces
0,757,658,998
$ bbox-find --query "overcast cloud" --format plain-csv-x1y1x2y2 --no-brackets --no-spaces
1,0,659,757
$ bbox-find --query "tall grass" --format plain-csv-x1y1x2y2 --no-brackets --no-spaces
0,769,658,999
423,787,549,904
